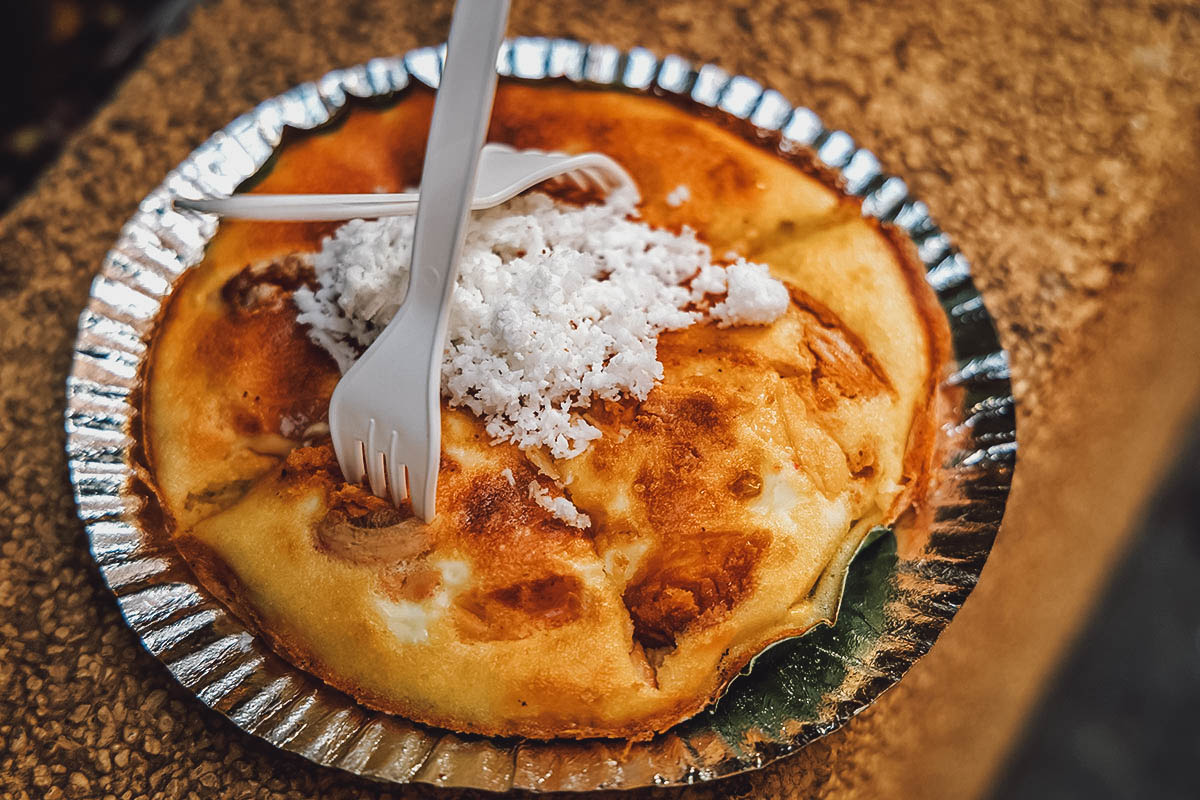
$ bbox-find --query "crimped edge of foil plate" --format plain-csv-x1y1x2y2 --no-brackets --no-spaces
65,38,1017,792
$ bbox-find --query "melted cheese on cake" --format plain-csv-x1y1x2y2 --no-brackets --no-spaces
144,83,947,739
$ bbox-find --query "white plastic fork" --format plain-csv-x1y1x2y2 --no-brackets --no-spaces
327,0,508,521
173,143,635,220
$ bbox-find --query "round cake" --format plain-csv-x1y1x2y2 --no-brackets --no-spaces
140,82,949,739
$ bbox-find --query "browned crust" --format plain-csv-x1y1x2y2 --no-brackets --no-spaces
178,523,833,740
136,262,200,492
875,218,953,527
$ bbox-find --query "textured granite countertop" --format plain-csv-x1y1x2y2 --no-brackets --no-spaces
2,1,1200,798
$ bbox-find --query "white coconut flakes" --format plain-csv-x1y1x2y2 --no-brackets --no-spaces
528,481,592,529
294,188,788,461
665,184,691,207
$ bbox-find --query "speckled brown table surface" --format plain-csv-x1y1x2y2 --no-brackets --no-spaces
2,1,1200,798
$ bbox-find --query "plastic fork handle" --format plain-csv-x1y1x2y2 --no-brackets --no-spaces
174,193,421,220
357,0,509,521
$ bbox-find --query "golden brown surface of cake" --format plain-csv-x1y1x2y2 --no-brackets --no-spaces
142,83,947,739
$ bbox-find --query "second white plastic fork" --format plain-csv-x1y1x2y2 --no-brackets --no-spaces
173,143,635,221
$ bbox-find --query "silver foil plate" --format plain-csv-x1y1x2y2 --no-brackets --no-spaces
65,38,1016,792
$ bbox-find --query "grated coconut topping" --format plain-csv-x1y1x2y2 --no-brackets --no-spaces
294,189,788,459
528,481,592,529
665,184,691,207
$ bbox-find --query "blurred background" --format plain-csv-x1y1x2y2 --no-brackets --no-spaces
2,2,1196,797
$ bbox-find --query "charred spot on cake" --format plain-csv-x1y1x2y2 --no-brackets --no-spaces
852,464,877,480
847,444,878,479
459,475,536,536
450,463,586,537
675,393,722,430
490,575,583,620
727,469,764,499
634,387,737,448
623,530,769,650
221,254,317,314
618,387,742,527
634,451,719,530
454,574,585,642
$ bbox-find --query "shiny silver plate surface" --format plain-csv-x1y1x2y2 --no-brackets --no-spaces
65,38,1016,792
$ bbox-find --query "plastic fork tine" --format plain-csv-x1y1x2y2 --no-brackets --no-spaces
577,168,599,189
370,451,389,498
570,170,593,191
362,419,386,497
336,438,366,485
571,171,592,192
387,431,407,507
588,169,609,190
